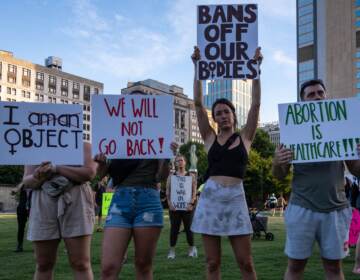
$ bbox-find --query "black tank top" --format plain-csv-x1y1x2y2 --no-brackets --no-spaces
206,133,248,179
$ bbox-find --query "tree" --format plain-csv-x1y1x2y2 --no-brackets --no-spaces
0,165,24,185
179,141,208,184
251,128,275,158
244,150,292,208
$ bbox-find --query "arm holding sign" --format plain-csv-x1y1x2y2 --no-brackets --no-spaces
186,173,198,211
192,46,216,149
54,143,97,183
240,47,262,152
345,144,360,177
166,176,175,211
272,144,293,180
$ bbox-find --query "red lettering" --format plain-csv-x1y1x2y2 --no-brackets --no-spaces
126,138,157,156
121,121,143,136
132,98,144,117
104,97,126,117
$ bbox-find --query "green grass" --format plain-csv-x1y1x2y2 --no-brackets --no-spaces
0,213,359,279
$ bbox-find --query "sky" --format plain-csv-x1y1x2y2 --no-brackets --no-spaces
1,0,297,123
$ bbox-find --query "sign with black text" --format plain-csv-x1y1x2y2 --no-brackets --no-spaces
170,175,192,210
279,98,360,163
0,102,83,165
197,4,258,80
92,94,173,159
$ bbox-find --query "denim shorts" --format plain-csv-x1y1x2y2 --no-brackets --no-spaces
105,186,163,228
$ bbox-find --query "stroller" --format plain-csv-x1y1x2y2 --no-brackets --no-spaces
250,210,274,241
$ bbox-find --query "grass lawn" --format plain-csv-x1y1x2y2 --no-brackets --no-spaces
0,213,359,279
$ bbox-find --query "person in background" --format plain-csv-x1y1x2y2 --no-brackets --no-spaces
12,183,32,252
166,155,197,259
94,176,108,232
269,193,278,217
277,193,286,217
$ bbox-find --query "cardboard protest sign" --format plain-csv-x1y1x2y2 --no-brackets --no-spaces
170,175,192,210
197,4,258,80
102,192,114,217
92,95,173,159
0,102,83,165
278,98,360,163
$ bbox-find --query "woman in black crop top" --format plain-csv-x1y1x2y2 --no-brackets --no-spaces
191,46,262,280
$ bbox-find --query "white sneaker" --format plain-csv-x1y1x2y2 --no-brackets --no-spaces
188,246,198,258
167,249,175,259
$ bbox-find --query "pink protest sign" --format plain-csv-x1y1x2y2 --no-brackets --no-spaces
349,208,360,246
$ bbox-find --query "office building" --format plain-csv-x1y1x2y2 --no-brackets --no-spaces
297,0,359,99
0,50,103,141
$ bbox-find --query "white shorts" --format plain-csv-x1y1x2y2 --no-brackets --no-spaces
284,203,352,260
191,179,252,236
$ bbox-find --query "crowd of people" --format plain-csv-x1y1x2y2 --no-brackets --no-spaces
10,46,360,280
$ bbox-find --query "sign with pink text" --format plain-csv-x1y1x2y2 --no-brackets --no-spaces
91,95,174,159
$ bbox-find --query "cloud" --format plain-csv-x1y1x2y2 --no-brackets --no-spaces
273,50,296,66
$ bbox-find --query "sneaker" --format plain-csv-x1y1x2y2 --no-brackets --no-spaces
188,246,198,258
167,249,176,259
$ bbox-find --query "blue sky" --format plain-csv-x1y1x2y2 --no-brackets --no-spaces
1,0,297,123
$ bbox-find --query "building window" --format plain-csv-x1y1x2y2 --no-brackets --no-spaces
73,82,80,99
7,64,17,84
61,79,68,96
12,88,16,95
22,68,31,87
0,62,2,80
36,72,44,90
7,87,11,95
83,85,90,101
49,87,56,94
94,88,99,95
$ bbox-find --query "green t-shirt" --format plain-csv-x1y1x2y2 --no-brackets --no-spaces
290,161,348,212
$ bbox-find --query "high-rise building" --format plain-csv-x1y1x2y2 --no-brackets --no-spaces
203,79,253,128
297,0,359,99
121,79,217,145
0,50,103,142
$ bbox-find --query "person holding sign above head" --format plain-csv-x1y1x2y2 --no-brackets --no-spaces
94,91,177,280
23,142,97,280
191,46,262,280
272,79,360,280
166,155,198,259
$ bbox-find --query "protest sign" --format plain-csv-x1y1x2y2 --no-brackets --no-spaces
278,98,360,163
0,102,83,165
92,94,173,159
102,192,114,217
197,4,258,80
170,175,192,210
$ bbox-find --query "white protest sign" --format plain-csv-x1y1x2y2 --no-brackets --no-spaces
0,102,83,165
278,98,360,163
170,175,192,210
197,4,258,80
92,95,174,159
